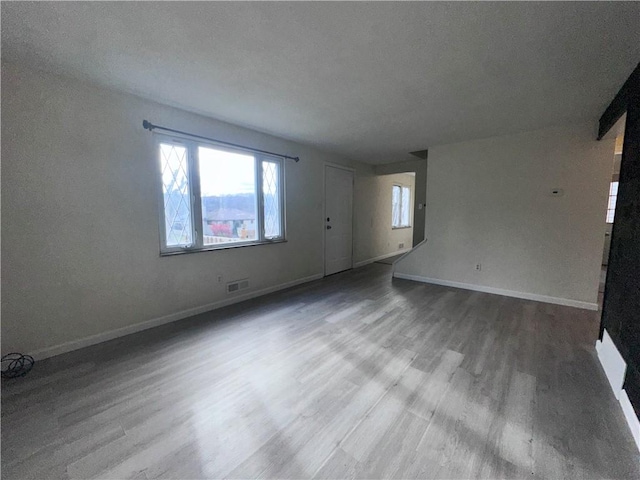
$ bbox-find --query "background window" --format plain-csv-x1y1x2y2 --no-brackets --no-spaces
606,181,618,223
392,185,411,228
158,138,285,254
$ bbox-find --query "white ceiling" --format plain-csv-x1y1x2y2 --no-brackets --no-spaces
2,2,639,164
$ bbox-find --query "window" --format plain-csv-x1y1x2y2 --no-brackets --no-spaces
392,185,411,228
606,181,618,223
158,137,285,254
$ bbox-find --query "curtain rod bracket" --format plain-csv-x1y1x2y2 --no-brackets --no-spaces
142,119,299,162
142,120,155,131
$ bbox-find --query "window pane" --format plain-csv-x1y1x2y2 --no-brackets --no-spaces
198,147,257,245
160,143,192,247
401,186,411,226
607,196,617,223
262,161,282,239
392,186,401,227
606,181,619,223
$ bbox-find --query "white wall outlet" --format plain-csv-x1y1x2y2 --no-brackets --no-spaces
475,263,482,271
399,242,405,249
217,275,223,283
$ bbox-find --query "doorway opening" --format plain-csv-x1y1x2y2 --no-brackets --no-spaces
599,114,626,307
371,172,416,265
354,158,426,269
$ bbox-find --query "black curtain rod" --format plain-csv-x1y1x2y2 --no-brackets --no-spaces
142,120,300,162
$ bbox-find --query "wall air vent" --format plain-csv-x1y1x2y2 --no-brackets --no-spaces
227,279,249,294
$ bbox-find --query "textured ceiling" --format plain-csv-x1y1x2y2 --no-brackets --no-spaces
2,2,639,164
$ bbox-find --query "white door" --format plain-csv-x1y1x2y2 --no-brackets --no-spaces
325,165,354,275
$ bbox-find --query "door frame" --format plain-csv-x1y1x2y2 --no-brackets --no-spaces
323,162,355,276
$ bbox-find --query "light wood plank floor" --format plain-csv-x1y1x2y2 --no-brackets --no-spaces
2,264,639,479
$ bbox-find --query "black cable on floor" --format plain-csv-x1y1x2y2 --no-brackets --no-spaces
1,353,34,379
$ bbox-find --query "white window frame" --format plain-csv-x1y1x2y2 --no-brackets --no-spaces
392,184,412,229
156,134,286,255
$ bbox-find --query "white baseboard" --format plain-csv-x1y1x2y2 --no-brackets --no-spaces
354,248,412,268
30,273,324,361
596,330,627,399
392,273,598,311
620,390,640,452
595,329,640,453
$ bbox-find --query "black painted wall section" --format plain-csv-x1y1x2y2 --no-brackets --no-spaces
598,65,640,140
600,64,640,417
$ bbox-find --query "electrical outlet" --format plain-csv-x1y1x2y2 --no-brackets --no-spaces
475,263,482,271
217,275,223,283
399,242,405,249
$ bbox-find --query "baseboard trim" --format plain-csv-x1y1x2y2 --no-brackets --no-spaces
595,329,640,453
30,273,324,361
596,330,627,399
354,249,412,268
620,390,640,451
392,273,599,310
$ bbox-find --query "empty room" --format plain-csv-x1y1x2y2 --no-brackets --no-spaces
2,2,640,479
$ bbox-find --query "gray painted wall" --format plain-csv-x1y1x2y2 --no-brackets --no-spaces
395,123,613,307
1,61,394,356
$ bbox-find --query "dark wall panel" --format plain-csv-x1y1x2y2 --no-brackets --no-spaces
601,72,640,415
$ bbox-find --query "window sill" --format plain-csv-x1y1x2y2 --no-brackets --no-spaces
392,226,412,230
160,239,287,257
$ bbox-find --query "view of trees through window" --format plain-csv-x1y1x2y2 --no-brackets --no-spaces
198,147,258,245
159,140,284,253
